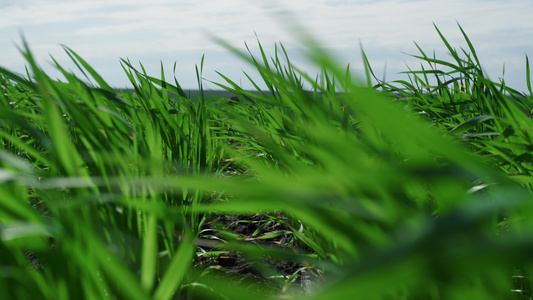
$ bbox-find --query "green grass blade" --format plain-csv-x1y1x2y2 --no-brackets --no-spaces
140,212,159,292
526,55,532,96
62,46,114,91
153,236,195,300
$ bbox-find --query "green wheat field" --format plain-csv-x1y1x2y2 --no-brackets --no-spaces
2,24,533,299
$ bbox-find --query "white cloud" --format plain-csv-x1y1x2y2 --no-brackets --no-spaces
0,0,531,90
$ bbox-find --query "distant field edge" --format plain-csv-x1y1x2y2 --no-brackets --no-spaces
113,88,273,99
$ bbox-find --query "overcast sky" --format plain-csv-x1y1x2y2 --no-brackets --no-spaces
1,0,532,92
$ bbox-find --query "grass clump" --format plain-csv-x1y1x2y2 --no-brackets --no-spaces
1,24,533,299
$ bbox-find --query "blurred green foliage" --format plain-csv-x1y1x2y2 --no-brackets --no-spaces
1,24,533,299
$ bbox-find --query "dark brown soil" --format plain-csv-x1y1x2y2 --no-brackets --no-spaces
193,214,322,297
